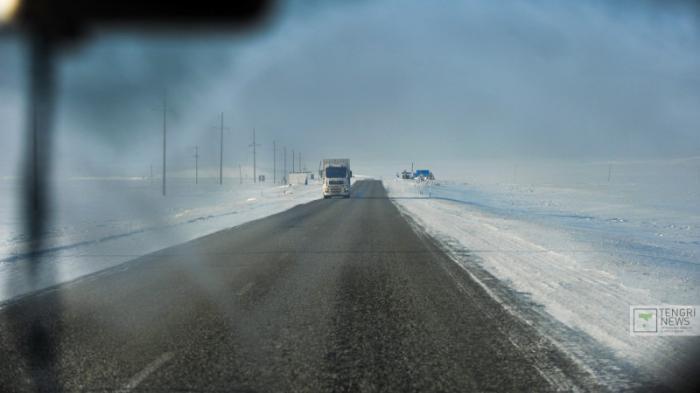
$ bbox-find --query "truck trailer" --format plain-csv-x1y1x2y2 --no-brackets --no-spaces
320,159,351,198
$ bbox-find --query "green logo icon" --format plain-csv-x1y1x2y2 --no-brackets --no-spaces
639,312,654,321
632,308,657,333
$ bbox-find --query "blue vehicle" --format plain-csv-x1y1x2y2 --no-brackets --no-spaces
414,169,434,180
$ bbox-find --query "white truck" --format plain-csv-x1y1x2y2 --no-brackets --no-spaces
320,159,351,198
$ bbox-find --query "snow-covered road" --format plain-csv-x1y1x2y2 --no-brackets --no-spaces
0,178,322,304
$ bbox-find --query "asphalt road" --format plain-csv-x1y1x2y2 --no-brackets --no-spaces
0,180,600,392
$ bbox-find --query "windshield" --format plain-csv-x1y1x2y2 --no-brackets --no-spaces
325,166,347,179
1,1,698,392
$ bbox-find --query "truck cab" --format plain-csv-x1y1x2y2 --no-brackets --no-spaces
321,159,351,198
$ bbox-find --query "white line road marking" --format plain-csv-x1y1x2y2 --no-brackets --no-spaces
117,352,174,393
238,282,254,296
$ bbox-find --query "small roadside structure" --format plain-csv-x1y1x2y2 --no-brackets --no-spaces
288,172,311,185
400,170,413,179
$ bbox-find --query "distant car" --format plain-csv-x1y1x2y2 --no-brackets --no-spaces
414,169,434,180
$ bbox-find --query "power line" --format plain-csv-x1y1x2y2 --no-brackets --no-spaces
161,90,167,196
219,112,224,185
207,112,230,185
194,146,199,184
249,128,261,183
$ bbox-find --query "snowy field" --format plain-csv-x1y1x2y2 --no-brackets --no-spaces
383,159,700,390
0,177,321,304
1,159,697,388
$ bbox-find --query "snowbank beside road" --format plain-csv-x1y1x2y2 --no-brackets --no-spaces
0,178,321,304
385,178,699,390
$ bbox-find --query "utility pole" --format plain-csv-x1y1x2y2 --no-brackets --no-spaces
283,146,287,184
219,112,224,185
206,112,229,185
608,164,612,182
239,164,242,184
249,128,260,183
299,152,302,172
273,140,277,184
150,163,153,185
292,149,295,172
162,90,167,196
194,146,199,184
253,128,256,182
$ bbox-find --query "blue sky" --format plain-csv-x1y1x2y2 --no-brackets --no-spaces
1,0,699,177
